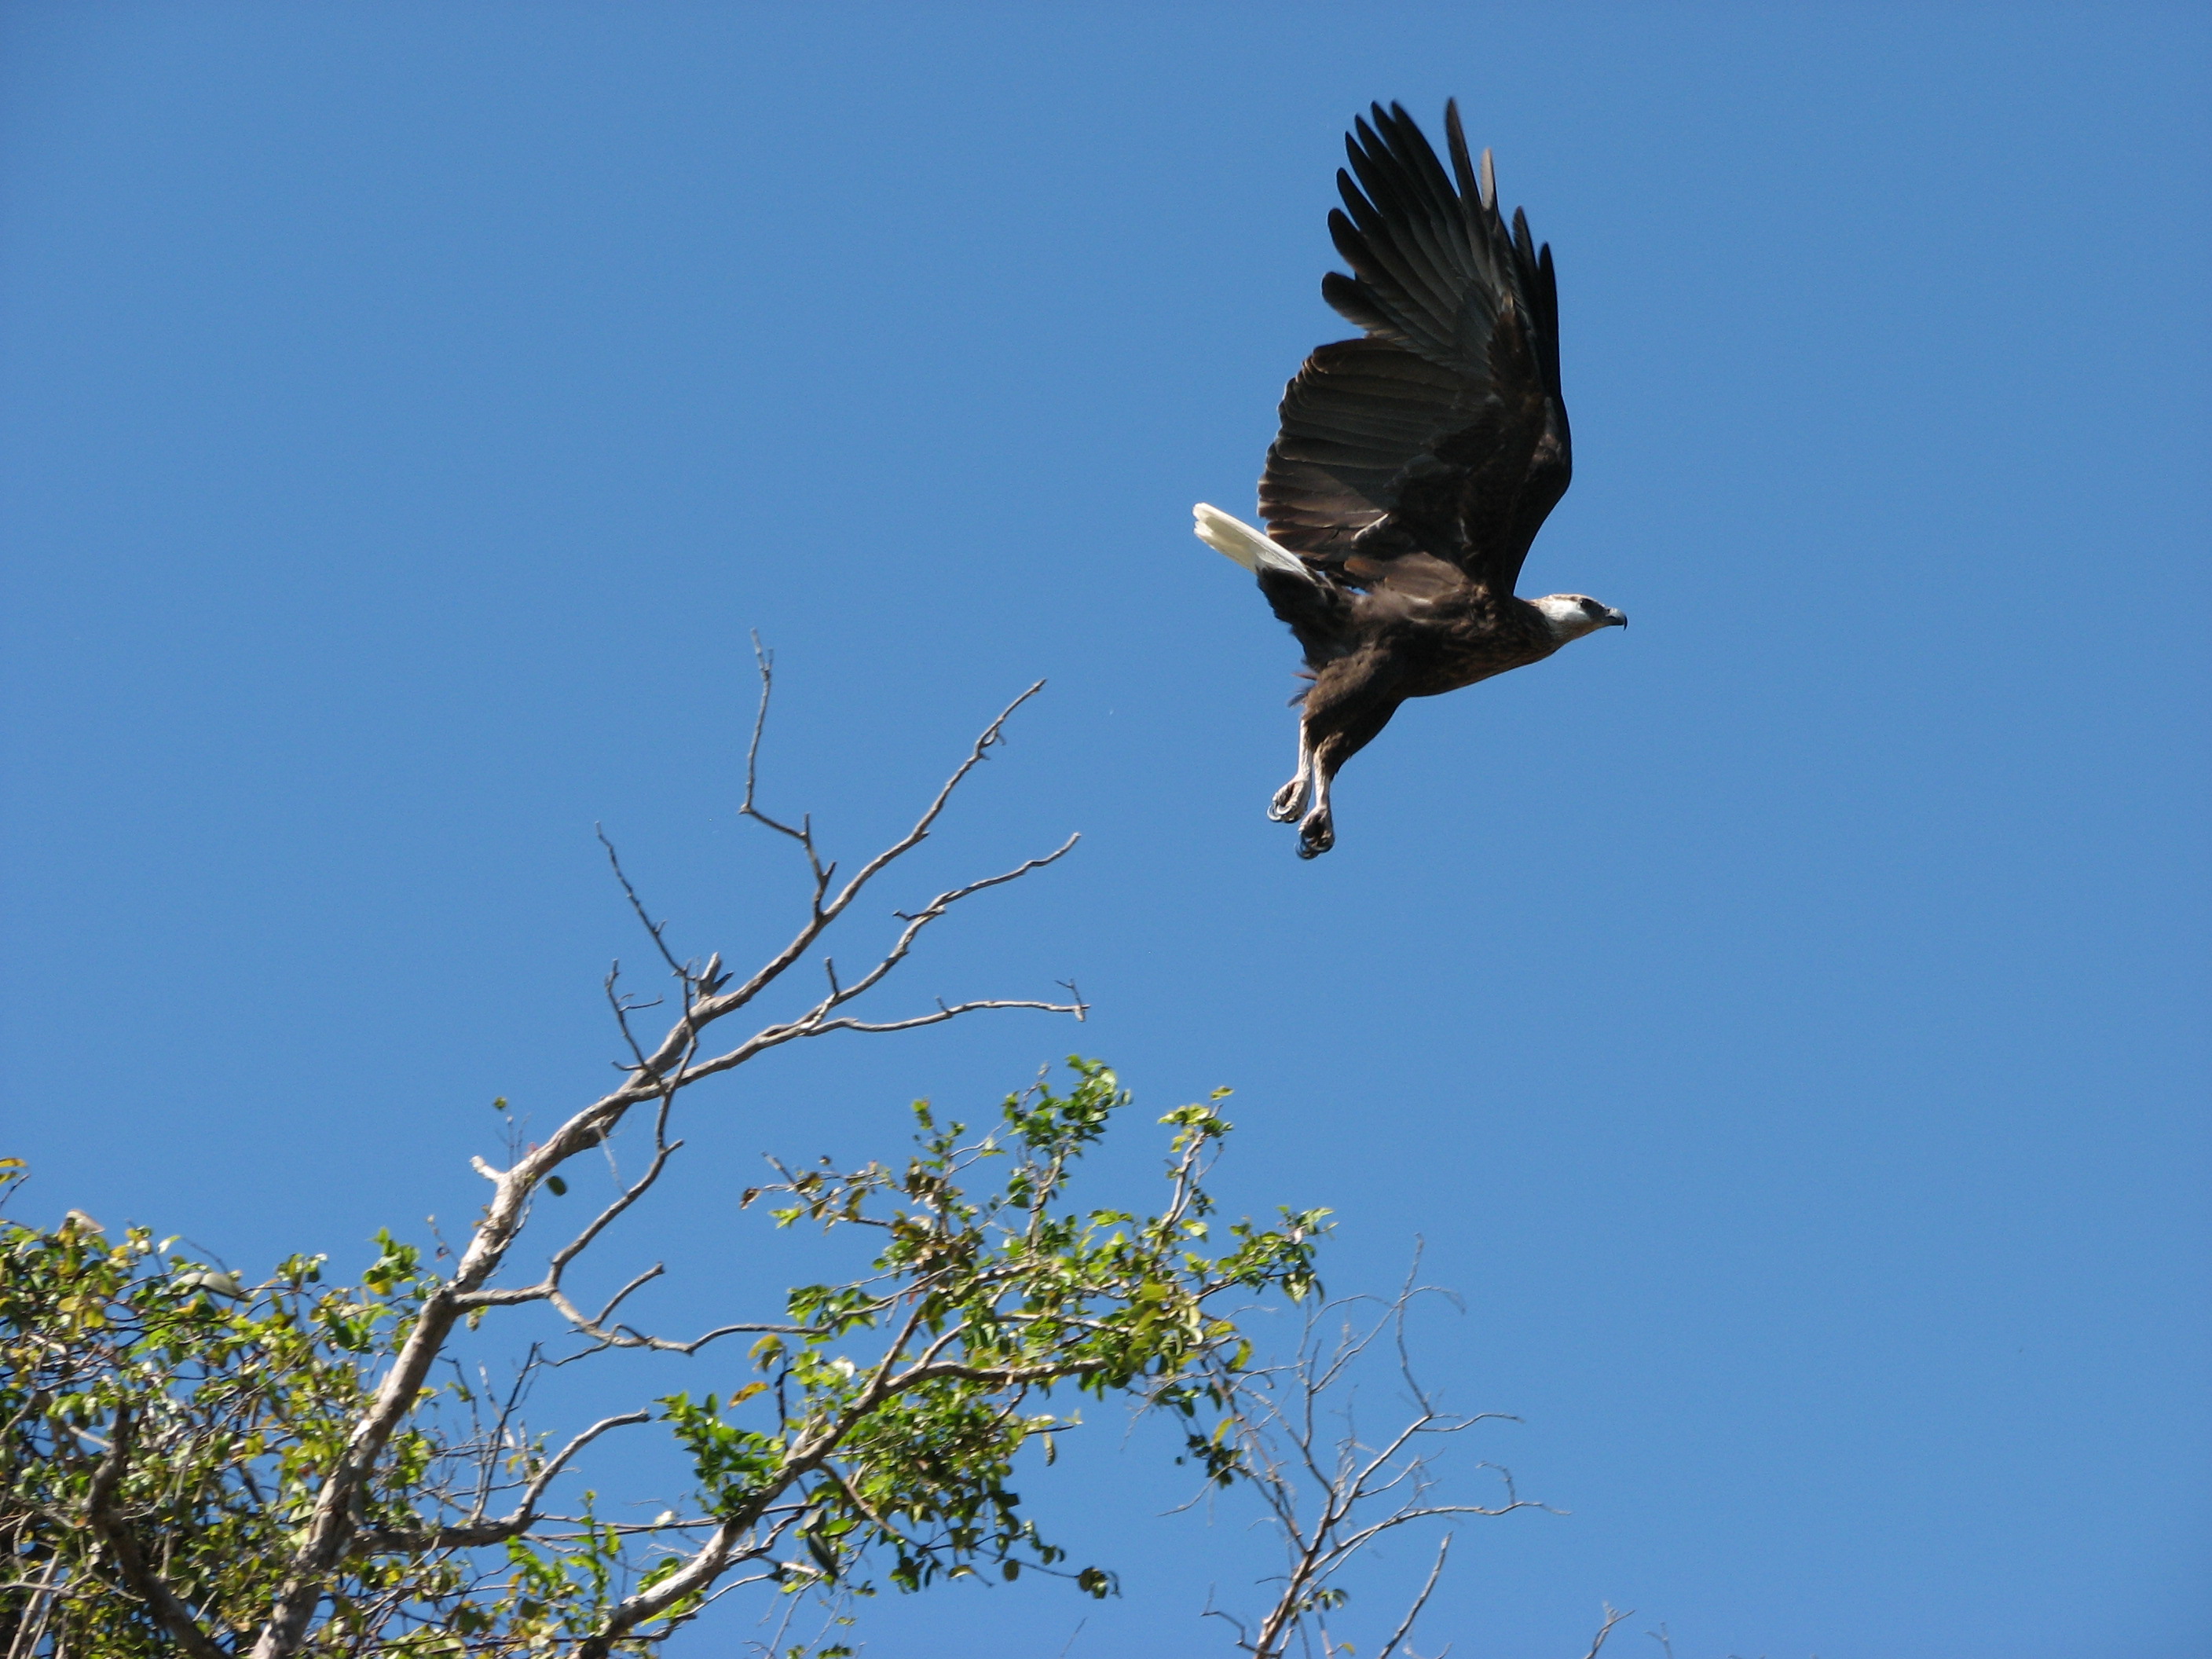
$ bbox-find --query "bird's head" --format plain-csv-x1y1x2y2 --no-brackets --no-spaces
1530,594,1628,643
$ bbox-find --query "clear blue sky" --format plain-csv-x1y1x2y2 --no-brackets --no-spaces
3,5,2207,1656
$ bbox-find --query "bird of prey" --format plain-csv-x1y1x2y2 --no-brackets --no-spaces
1194,100,1624,859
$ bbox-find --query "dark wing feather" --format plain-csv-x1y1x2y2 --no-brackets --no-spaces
1259,101,1571,598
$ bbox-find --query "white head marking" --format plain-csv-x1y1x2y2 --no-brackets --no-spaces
1530,594,1628,643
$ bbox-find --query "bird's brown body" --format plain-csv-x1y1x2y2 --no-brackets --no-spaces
1257,576,1574,844
1196,101,1624,855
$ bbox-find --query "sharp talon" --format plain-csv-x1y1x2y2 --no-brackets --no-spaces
1269,778,1309,822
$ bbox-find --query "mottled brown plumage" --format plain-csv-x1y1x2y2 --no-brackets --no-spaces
1194,101,1624,857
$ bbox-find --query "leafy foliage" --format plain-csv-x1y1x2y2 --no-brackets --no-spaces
0,1155,628,1655
0,1064,1328,1655
665,1059,1329,1602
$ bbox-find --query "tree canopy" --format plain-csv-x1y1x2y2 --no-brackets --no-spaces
0,1066,1328,1657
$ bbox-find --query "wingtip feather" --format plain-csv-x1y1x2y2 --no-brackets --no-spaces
1445,101,1479,201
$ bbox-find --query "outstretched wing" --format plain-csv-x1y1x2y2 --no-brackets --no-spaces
1260,101,1571,599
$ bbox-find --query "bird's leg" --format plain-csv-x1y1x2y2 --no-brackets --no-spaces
1289,684,1401,859
1269,725,1313,822
1295,765,1335,859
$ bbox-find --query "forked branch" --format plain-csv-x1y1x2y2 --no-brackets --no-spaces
350,1410,651,1555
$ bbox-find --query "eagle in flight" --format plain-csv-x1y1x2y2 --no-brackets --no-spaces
1195,100,1624,859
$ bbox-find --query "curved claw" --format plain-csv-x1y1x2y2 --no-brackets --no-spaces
1269,775,1309,822
1295,808,1334,859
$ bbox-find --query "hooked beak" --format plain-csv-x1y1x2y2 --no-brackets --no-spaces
1605,608,1628,629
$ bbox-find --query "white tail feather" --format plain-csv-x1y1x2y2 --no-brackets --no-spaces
1192,504,1316,584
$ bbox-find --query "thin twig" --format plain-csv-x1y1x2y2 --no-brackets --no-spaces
1375,1533,1452,1659
597,826,687,981
1584,1604,1633,1659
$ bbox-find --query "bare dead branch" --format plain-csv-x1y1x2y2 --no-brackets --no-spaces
1207,1281,1550,1659
1582,1603,1632,1659
717,676,1051,1024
